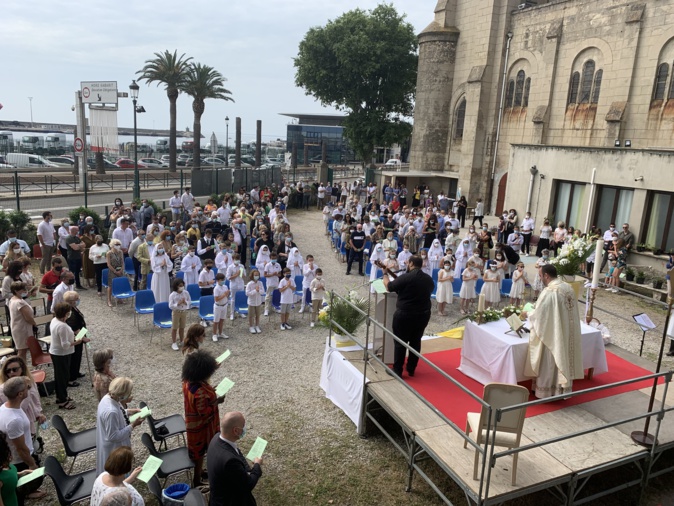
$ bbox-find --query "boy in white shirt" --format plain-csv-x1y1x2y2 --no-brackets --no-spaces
263,252,282,316
212,273,230,341
226,253,246,320
180,246,201,286
278,268,295,330
168,278,191,351
198,259,215,297
300,255,317,314
322,204,332,235
214,242,232,272
309,268,326,328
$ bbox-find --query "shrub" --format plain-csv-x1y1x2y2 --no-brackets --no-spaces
68,207,103,228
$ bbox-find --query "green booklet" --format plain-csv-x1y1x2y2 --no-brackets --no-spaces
215,377,235,397
137,455,163,483
16,467,45,488
246,437,268,461
216,349,231,364
129,406,151,423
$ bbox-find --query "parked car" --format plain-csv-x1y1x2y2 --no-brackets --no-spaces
202,157,226,166
115,158,147,169
46,156,75,167
260,162,282,170
160,155,170,163
87,158,118,170
139,157,168,168
384,159,402,167
0,156,15,169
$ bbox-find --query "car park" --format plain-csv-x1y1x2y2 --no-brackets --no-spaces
87,158,118,170
202,157,226,166
46,156,75,167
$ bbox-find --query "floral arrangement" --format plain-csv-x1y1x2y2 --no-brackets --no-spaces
501,305,523,318
549,237,596,277
467,304,525,324
318,290,370,335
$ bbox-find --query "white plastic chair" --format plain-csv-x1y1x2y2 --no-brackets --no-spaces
464,382,529,485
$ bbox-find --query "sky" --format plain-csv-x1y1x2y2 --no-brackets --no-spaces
2,0,432,145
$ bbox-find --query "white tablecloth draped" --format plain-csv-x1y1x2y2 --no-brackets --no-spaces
319,338,368,432
458,319,608,385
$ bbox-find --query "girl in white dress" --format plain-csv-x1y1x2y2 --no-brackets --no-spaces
509,261,528,306
454,240,471,278
459,259,478,314
151,244,173,303
255,245,271,272
482,261,501,308
532,249,549,300
428,239,444,272
420,248,432,276
397,245,412,271
436,259,454,316
369,244,386,293
493,250,508,292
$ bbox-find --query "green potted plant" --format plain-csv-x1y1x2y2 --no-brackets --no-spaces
635,270,646,284
651,272,665,290
318,290,370,346
625,266,635,282
636,243,647,253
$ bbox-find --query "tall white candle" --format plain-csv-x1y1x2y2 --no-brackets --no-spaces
591,239,604,288
477,293,486,312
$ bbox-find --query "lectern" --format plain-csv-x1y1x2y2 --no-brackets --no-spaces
373,291,397,365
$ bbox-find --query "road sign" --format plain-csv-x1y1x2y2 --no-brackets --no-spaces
74,137,84,152
80,81,118,104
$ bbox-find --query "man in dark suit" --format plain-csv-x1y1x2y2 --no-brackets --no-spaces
207,411,263,506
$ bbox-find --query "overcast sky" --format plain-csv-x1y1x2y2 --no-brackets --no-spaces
3,0,431,144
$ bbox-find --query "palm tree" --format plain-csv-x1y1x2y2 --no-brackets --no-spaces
180,63,233,170
136,50,192,172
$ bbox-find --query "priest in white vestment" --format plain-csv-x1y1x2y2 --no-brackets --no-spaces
523,264,583,398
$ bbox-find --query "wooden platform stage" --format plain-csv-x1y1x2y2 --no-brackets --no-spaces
342,337,674,505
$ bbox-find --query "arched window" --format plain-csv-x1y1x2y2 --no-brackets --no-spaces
523,78,531,107
568,72,580,105
514,70,525,107
591,70,602,104
454,99,466,140
579,60,595,103
653,63,669,100
505,80,515,108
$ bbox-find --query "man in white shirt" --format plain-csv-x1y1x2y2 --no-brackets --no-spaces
52,271,75,311
112,218,134,255
146,215,164,237
0,378,43,495
316,183,326,209
181,187,195,222
520,212,535,256
250,186,260,204
169,190,182,222
37,211,57,274
217,200,232,226
128,230,146,290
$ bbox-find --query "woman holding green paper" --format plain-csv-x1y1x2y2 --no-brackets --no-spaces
182,351,225,487
90,446,144,506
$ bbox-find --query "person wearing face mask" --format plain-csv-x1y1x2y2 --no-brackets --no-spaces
198,260,216,298
65,225,87,290
180,246,202,286
92,349,116,401
151,242,173,304
0,229,30,265
419,248,432,276
245,270,264,334
52,271,76,312
39,257,65,313
95,377,144,475
482,260,501,308
471,249,484,272
382,249,399,281
63,291,88,385
8,282,36,364
49,302,89,410
428,239,444,272
436,260,454,316
37,212,57,275
520,212,535,257
198,230,217,263
226,254,246,320
106,239,125,307
532,249,550,300
382,232,398,253
169,279,192,351
79,225,97,289
507,226,524,254
1,239,28,271
134,234,152,291
127,231,145,292
422,213,438,249
453,240,470,278
207,411,263,505
309,268,326,328
471,198,484,227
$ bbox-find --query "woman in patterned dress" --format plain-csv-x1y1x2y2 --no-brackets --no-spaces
182,350,225,487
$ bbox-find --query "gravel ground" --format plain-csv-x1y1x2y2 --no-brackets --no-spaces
28,208,673,505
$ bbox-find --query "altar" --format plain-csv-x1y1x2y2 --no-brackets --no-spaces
458,319,608,385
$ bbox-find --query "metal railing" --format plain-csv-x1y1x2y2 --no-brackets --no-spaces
324,290,674,505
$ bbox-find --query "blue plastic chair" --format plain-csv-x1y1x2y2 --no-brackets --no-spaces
267,289,281,320
475,278,484,295
146,272,153,289
431,269,440,299
234,291,248,316
198,296,214,324
101,269,109,289
186,284,201,308
134,289,156,327
339,242,347,262
211,267,218,277
294,276,304,298
111,277,136,306
259,277,267,291
150,302,172,342
124,256,135,276
501,278,513,297
175,271,185,280
365,262,372,277
452,278,462,297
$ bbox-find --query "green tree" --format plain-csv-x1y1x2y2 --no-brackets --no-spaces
294,3,417,165
136,50,193,172
180,63,234,170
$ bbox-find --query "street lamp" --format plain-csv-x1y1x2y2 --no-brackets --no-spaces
225,116,229,167
28,97,34,128
129,80,140,200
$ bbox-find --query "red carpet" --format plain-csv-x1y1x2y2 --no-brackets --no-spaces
404,348,660,427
